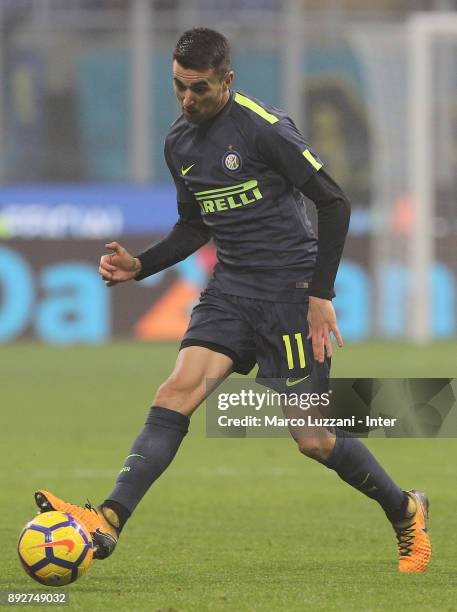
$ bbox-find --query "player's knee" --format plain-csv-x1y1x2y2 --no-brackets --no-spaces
296,437,329,462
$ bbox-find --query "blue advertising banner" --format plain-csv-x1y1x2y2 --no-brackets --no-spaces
0,184,177,239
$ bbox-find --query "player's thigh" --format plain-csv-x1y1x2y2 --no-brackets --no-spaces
181,288,256,376
154,345,234,416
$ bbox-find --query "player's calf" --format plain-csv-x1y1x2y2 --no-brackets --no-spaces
153,376,204,415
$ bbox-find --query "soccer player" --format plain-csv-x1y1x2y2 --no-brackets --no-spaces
34,28,431,573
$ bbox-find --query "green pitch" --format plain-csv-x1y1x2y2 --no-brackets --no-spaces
2,342,457,611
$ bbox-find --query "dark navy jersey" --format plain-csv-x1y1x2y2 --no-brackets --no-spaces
164,91,323,302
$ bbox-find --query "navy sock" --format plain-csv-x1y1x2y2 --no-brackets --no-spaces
104,406,190,519
321,428,408,522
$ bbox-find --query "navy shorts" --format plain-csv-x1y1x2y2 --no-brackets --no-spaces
181,288,330,393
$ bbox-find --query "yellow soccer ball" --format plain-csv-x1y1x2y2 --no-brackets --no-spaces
18,511,93,586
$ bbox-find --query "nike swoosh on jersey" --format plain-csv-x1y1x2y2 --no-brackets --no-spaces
181,163,195,176
285,376,310,387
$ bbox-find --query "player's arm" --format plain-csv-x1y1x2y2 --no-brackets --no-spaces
300,170,350,362
98,202,211,285
134,201,211,280
301,169,350,300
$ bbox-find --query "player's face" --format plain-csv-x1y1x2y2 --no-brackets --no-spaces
173,61,233,124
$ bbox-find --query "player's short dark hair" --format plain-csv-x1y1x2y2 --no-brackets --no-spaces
173,28,231,78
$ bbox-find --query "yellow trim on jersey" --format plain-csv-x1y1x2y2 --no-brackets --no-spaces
303,149,322,171
234,92,279,124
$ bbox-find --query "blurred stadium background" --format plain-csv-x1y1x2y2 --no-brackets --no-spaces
0,0,456,349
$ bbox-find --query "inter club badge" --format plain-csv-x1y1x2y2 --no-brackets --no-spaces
222,150,242,172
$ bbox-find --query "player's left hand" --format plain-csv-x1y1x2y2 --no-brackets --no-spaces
307,296,343,363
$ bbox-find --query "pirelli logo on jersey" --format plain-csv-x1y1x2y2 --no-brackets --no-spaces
195,180,263,214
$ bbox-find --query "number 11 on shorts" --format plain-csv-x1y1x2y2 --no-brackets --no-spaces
282,333,306,370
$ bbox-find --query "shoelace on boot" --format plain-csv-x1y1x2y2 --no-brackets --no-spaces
395,524,415,557
84,500,98,514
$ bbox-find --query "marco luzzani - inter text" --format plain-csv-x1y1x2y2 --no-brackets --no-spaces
217,415,399,428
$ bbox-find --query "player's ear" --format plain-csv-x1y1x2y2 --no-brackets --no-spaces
223,70,234,89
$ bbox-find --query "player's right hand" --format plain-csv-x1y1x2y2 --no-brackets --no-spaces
98,241,142,287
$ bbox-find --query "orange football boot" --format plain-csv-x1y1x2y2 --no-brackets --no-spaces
393,490,431,573
34,489,118,560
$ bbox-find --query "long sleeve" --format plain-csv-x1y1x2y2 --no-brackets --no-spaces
135,201,211,281
300,170,351,299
